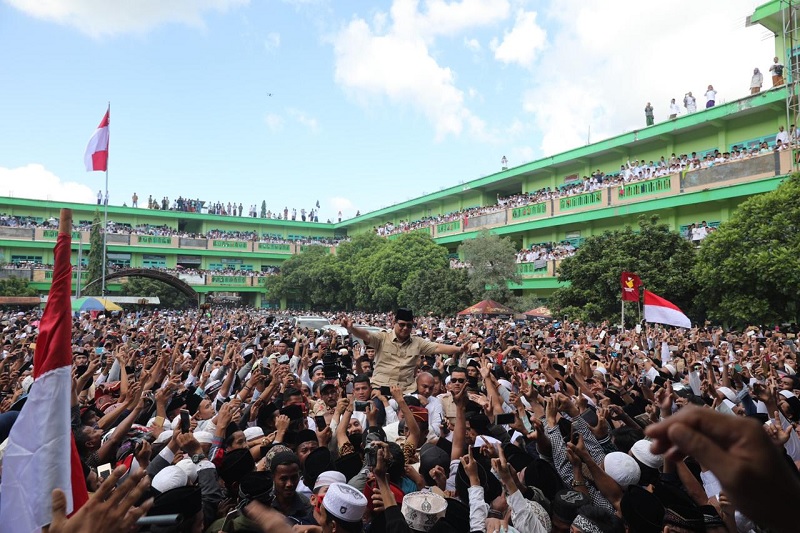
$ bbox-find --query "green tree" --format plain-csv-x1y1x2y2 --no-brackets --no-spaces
508,292,546,314
263,246,345,310
264,232,453,311
0,277,38,297
695,174,800,325
260,201,267,218
119,277,194,309
353,232,449,311
399,267,473,316
551,215,697,325
458,230,521,303
84,209,104,296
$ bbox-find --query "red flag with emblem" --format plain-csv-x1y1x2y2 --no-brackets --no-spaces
620,272,641,302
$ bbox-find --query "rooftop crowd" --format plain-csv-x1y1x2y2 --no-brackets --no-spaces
138,195,331,223
0,305,798,532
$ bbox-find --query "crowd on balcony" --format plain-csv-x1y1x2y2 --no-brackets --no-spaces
0,214,349,246
124,266,281,278
516,242,577,263
375,129,791,238
686,221,716,245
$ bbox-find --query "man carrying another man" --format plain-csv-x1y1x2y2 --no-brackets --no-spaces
341,308,467,393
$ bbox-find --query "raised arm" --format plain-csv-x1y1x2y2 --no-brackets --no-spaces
342,316,373,343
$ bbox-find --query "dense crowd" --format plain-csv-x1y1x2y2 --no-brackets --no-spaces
374,129,790,238
0,214,349,246
0,304,797,532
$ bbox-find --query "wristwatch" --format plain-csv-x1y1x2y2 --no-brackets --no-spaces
191,453,207,464
571,479,587,487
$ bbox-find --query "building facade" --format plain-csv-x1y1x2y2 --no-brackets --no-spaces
0,1,794,308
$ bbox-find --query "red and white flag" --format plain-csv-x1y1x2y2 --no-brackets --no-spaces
0,209,88,532
84,109,109,172
644,290,691,329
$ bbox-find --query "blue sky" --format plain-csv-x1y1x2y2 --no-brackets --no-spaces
0,0,774,221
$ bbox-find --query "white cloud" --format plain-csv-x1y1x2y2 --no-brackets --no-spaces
331,0,511,140
523,0,774,156
265,113,284,132
287,109,320,133
511,145,534,163
3,0,249,37
264,32,281,52
467,87,483,102
491,10,546,68
330,196,353,213
0,164,95,203
464,37,482,52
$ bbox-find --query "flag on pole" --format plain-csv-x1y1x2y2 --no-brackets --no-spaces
620,272,641,302
643,290,691,329
0,209,89,532
84,109,109,172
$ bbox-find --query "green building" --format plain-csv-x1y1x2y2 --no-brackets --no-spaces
0,0,796,308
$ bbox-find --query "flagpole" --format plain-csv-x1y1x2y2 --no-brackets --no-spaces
621,299,625,332
101,101,109,296
638,295,642,324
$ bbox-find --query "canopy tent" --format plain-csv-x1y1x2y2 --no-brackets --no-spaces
71,297,122,312
457,299,516,316
525,306,552,319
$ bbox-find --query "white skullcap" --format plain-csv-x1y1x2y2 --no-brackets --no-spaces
401,491,448,532
194,430,214,444
21,375,34,394
243,427,264,441
603,452,641,488
756,401,770,415
630,439,664,469
243,348,254,356
779,390,796,400
154,430,174,444
717,386,738,404
151,465,188,493
339,348,349,356
175,458,198,484
665,364,677,376
313,470,346,491
322,483,368,523
498,379,513,392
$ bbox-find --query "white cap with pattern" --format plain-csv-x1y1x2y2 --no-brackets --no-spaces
322,482,368,523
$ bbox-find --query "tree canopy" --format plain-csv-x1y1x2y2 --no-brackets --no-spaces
398,267,473,316
458,230,520,303
263,232,464,312
695,174,800,326
84,209,104,296
0,277,38,297
551,215,698,325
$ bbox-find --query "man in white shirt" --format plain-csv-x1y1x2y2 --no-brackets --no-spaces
669,98,681,119
776,125,790,145
414,371,443,437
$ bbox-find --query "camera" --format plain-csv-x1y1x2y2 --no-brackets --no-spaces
365,443,378,468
